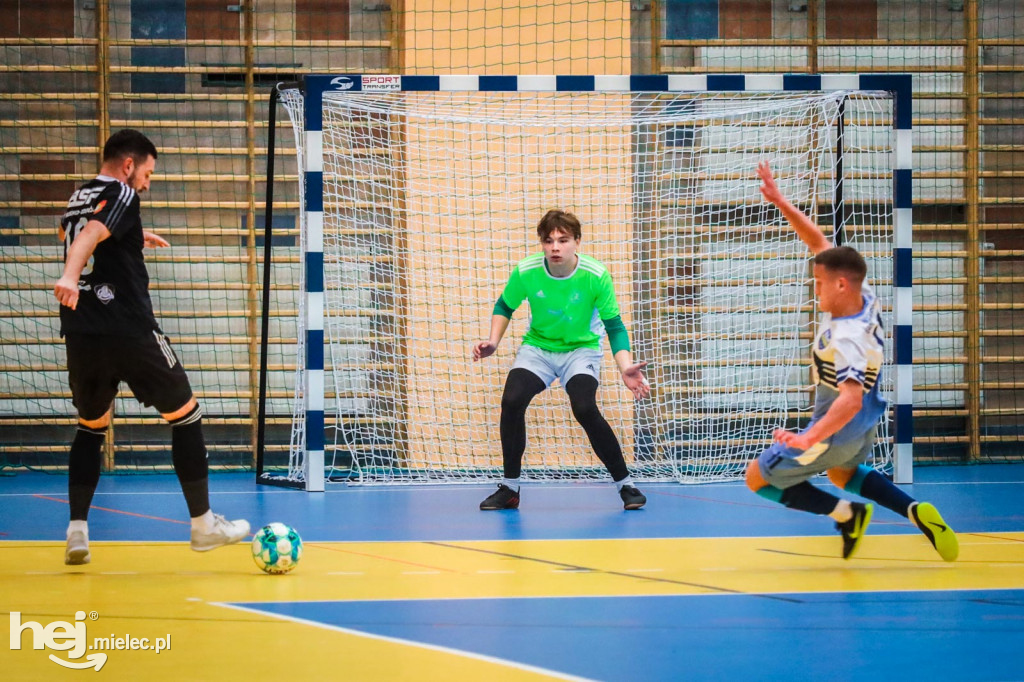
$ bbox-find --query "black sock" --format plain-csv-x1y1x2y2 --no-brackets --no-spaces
780,481,842,516
170,405,210,518
68,425,106,521
499,369,546,479
565,375,629,482
859,470,915,518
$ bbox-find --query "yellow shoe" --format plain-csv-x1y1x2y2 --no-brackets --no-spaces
910,502,958,561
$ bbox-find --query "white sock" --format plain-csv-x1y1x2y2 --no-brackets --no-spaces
615,476,634,491
67,520,88,540
828,499,853,523
191,509,215,533
502,478,520,492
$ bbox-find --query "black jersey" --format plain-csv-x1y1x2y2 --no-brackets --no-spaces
59,175,159,336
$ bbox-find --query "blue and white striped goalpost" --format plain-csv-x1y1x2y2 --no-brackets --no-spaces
295,73,914,488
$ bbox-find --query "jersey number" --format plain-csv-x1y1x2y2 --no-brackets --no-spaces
64,217,95,277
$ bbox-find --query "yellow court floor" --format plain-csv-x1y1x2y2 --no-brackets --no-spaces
3,532,1023,681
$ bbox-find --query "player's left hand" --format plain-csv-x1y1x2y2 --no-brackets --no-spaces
773,428,811,451
143,231,169,248
621,361,650,400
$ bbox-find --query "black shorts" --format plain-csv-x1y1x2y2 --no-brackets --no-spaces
65,331,194,420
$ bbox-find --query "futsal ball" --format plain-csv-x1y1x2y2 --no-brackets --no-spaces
251,522,302,574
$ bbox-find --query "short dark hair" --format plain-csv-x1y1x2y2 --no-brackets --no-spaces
814,245,867,283
536,210,581,241
103,129,158,164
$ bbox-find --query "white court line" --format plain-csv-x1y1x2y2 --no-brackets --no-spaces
211,601,597,682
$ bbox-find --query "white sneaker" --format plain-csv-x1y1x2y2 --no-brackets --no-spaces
190,513,250,552
65,530,90,565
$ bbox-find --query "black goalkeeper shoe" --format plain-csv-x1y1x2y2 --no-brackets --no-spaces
480,484,520,510
836,501,873,559
619,485,647,510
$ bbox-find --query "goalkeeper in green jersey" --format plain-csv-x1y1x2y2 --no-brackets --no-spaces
472,209,650,510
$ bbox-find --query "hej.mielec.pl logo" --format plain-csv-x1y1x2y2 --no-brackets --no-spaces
10,610,172,671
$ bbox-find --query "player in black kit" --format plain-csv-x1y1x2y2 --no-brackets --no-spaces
54,129,249,565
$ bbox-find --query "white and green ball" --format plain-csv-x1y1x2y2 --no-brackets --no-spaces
251,522,302,574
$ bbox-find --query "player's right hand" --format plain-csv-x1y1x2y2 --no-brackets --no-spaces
757,160,784,206
472,340,497,361
54,276,80,310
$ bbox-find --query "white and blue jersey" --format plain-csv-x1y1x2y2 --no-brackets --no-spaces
808,281,888,446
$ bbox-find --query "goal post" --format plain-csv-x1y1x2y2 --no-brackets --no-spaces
258,73,913,489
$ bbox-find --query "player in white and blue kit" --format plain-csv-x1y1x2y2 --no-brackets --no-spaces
745,161,958,561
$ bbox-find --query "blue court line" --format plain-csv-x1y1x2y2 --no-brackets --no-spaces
232,589,1024,682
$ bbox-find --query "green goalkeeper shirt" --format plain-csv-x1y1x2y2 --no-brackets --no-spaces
495,252,629,353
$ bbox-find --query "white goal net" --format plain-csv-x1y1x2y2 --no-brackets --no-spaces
276,84,897,485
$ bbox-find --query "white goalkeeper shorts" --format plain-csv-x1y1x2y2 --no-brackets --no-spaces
511,344,603,390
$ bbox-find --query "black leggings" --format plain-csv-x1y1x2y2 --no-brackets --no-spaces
499,368,629,481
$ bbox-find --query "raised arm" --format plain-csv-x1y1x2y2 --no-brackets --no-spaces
757,161,831,255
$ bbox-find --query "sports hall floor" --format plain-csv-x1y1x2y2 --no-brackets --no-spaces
1,465,1022,681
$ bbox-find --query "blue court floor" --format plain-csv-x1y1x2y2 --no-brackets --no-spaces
2,465,1023,681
